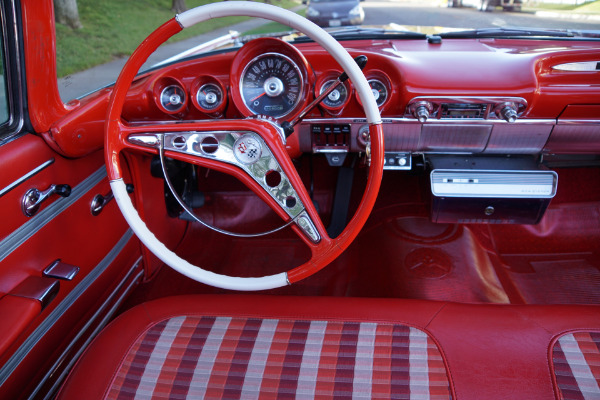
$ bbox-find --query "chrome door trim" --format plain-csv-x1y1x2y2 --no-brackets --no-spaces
0,0,26,145
0,158,54,199
0,228,134,387
0,166,107,263
34,258,143,400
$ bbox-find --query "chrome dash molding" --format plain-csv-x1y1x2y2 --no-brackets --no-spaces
553,61,600,72
0,158,55,199
0,166,107,263
0,228,135,387
301,117,557,126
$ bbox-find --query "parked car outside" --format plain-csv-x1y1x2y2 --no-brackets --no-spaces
306,0,365,27
448,0,522,12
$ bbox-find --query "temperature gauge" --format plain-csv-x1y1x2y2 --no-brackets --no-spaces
196,83,224,112
368,79,388,107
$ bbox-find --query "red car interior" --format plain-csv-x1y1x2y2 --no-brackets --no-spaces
0,0,599,398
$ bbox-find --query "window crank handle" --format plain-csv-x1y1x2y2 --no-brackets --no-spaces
21,184,72,217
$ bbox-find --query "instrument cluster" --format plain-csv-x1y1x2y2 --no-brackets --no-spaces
147,38,396,123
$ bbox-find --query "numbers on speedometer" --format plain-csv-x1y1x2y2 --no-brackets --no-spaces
240,53,303,118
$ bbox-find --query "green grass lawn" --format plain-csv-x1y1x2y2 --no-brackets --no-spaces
56,0,301,77
574,0,600,13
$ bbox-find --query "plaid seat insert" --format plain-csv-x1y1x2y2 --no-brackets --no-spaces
552,332,600,400
105,315,452,399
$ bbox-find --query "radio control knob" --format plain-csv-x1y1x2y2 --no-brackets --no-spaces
411,101,432,123
495,103,519,123
415,105,430,123
501,106,518,123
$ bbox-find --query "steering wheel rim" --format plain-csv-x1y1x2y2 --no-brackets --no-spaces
105,1,384,291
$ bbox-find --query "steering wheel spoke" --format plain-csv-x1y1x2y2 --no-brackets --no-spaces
122,118,327,243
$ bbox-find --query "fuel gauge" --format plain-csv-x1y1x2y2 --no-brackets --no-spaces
196,83,224,112
319,79,349,110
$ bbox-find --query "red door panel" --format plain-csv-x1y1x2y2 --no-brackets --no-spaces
0,132,142,398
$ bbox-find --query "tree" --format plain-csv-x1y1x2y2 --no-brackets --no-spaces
171,0,188,13
54,0,82,29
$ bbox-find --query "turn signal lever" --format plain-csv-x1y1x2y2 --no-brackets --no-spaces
282,55,368,138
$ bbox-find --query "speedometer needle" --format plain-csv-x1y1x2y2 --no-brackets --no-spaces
250,92,266,102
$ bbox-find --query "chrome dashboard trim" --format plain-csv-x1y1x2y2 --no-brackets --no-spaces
301,117,556,125
128,117,565,126
0,158,55,199
405,96,528,121
0,229,135,387
552,61,600,71
431,169,558,198
0,166,106,263
557,119,600,125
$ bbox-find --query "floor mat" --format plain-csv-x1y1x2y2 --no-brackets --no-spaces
343,210,509,303
124,168,600,306
487,202,600,304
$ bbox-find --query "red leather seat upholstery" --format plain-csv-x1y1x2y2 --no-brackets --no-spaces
58,295,600,399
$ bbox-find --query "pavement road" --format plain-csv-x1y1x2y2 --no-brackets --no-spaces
362,0,600,30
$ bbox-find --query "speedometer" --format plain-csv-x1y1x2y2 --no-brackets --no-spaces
240,53,303,118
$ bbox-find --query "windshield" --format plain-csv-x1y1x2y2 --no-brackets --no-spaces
55,0,600,101
310,0,357,3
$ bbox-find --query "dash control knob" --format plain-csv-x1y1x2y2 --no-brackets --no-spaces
415,105,430,123
410,101,433,123
495,103,519,123
500,106,518,123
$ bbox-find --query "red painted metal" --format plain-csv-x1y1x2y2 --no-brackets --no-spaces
105,18,183,180
20,0,73,134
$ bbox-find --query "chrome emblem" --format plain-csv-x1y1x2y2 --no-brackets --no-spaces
332,12,339,18
234,134,262,164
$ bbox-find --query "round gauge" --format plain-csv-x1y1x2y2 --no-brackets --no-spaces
240,53,303,118
319,80,349,109
160,85,186,113
160,85,185,112
196,83,224,112
368,79,388,107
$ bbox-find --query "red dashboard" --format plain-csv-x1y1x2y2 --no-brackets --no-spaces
45,36,600,159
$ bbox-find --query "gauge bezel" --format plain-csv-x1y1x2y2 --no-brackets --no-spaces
191,77,227,116
197,83,223,110
316,72,352,114
356,71,393,112
367,79,389,107
230,37,311,122
153,78,187,115
239,52,304,119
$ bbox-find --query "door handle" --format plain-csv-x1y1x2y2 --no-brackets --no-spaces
21,184,71,217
